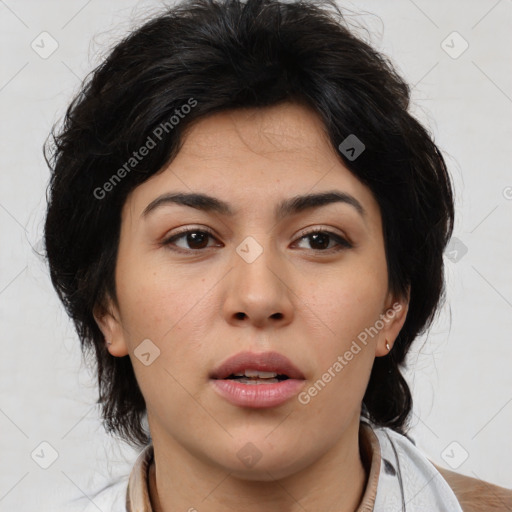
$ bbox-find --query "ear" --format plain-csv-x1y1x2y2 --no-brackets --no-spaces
375,287,410,357
92,295,130,357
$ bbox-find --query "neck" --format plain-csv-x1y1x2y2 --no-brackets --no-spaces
148,417,368,512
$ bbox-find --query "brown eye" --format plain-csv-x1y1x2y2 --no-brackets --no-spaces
162,229,221,252
295,230,352,252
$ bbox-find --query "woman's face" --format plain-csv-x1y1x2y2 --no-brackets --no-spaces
96,101,407,479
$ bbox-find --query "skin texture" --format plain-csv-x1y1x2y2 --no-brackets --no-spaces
94,101,409,512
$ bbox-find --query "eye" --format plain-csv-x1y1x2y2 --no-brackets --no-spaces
162,228,222,252
161,227,352,254
293,229,352,252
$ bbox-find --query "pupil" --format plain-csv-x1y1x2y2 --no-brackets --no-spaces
310,233,329,250
188,232,208,249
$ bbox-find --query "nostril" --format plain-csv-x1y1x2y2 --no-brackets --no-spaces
235,312,246,320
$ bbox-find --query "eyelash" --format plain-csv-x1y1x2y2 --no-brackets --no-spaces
161,226,353,254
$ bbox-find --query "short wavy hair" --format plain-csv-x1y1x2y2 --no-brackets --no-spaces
44,0,454,448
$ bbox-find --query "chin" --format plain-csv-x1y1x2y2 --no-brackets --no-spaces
206,440,311,481
227,459,305,482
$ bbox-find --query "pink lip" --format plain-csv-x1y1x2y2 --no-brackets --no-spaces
209,350,305,380
209,351,306,408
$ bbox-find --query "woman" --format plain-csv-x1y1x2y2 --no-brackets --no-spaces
43,0,511,510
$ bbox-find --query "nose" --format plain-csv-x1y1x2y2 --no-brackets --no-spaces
221,238,295,329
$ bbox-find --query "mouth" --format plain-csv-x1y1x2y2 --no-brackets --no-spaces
209,351,306,408
222,370,290,384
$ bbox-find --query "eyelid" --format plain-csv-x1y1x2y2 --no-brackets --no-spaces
165,224,217,238
294,226,353,250
160,225,220,248
161,225,353,252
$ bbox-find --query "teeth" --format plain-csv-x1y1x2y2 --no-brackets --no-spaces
236,378,280,384
233,369,278,378
244,369,278,378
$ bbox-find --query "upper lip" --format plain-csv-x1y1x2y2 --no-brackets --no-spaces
210,351,305,380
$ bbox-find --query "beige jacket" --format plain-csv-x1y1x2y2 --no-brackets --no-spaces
434,464,512,512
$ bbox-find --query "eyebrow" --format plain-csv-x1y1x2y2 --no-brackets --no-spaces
141,190,366,220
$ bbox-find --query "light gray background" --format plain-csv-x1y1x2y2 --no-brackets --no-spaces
1,0,511,510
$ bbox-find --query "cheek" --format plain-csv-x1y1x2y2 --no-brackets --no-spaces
298,277,380,412
118,271,219,417
117,256,204,337
296,260,387,401
117,264,222,375
301,267,387,341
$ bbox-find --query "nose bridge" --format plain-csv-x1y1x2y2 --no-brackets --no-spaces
223,234,293,326
235,234,282,300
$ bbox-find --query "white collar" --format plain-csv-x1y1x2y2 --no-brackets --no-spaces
370,424,463,511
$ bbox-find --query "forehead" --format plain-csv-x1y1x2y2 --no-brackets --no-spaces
181,101,331,158
122,102,379,222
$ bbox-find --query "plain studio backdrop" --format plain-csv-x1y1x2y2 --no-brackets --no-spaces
1,0,511,510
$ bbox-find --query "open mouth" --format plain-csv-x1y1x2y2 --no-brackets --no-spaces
209,351,305,381
209,351,306,407
223,370,290,384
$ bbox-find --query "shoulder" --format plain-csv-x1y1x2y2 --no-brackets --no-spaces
432,463,512,512
369,424,512,512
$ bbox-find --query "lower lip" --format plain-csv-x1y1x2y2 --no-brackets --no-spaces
210,379,306,408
